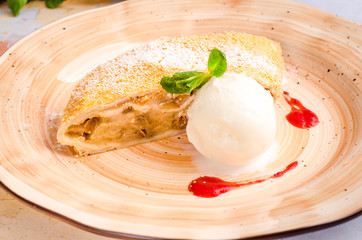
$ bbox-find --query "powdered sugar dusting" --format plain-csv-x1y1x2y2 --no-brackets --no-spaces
118,36,278,77
61,32,284,123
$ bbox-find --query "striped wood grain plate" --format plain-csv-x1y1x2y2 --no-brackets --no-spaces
0,0,361,239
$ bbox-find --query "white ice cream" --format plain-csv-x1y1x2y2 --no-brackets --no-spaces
186,72,276,167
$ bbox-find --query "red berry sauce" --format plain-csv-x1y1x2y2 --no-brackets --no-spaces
188,161,298,198
188,91,318,198
283,91,319,129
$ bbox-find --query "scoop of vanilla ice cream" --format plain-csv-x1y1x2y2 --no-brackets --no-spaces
186,72,276,166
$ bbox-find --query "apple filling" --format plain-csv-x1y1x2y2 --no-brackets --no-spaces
65,91,194,150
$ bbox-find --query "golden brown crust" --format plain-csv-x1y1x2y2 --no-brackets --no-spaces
57,32,284,154
61,32,283,125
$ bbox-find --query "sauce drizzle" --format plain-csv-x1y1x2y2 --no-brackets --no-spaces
188,161,298,198
188,91,317,198
283,91,319,129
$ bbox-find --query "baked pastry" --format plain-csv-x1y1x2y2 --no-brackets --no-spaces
57,32,284,155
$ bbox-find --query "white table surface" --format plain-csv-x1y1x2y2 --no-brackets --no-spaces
0,0,360,239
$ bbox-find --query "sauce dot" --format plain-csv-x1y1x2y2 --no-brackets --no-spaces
283,91,319,129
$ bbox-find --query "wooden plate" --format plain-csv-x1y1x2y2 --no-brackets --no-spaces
0,0,361,239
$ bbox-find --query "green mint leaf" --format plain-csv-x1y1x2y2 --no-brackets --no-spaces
161,48,227,94
173,71,203,80
45,0,65,8
161,71,209,94
160,76,188,94
195,74,212,90
208,48,227,77
7,0,27,16
181,73,212,94
175,72,204,87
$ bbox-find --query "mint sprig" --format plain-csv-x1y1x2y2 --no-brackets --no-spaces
7,0,27,16
45,0,65,8
6,0,65,16
160,48,227,94
208,48,227,77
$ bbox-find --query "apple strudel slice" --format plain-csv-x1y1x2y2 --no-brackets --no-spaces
57,32,284,155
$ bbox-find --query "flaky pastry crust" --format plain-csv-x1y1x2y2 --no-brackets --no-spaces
57,32,284,155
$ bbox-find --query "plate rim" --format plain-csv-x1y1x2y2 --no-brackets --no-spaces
1,182,361,240
0,0,361,239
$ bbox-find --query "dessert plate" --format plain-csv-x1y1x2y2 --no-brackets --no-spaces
0,0,361,239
